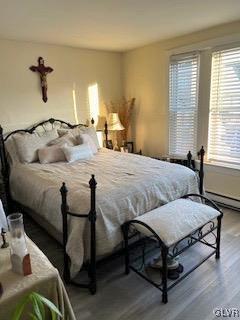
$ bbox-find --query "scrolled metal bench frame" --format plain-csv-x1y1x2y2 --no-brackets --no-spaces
122,194,223,304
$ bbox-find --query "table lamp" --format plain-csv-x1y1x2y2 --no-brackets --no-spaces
107,113,124,150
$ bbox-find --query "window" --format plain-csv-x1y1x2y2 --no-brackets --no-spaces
169,52,199,157
88,83,103,147
208,47,240,165
88,83,100,124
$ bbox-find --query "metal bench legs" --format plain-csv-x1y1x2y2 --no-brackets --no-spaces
161,245,169,304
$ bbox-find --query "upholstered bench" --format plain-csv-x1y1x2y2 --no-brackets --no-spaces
122,194,223,304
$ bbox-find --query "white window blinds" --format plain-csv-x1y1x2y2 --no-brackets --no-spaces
169,53,199,157
208,47,240,165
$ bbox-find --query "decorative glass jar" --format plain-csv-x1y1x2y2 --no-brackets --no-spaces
7,213,31,275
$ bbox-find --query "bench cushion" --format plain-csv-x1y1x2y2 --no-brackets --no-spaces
132,199,221,247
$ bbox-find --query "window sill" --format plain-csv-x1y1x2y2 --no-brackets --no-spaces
195,159,240,174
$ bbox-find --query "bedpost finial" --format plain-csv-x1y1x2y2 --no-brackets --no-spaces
60,182,68,194
0,125,3,135
89,175,97,189
198,146,205,158
187,151,192,169
187,151,192,159
104,121,108,132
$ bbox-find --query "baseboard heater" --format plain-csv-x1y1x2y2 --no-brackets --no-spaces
206,191,240,212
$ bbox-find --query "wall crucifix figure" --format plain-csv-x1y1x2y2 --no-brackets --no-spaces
30,57,53,103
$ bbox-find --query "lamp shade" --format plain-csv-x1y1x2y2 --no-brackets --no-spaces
107,113,124,131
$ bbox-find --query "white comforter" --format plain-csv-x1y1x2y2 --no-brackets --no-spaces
10,148,199,276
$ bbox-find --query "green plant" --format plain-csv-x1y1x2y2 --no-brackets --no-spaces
12,291,62,320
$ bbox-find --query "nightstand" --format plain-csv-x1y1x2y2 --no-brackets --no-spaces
135,149,142,155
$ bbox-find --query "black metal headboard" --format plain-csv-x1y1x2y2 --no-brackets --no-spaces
2,117,93,142
0,117,94,213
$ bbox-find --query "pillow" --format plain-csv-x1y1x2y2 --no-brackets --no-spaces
36,129,58,143
38,145,66,164
5,138,20,166
57,127,82,138
82,127,100,149
77,133,98,154
48,132,77,147
13,130,58,163
58,127,100,149
61,143,93,163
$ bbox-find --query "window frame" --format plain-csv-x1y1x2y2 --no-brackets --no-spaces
168,51,200,158
207,45,240,168
167,41,240,170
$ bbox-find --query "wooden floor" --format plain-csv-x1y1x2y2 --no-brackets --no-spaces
25,208,240,320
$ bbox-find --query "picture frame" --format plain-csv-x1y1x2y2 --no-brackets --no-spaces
126,141,134,153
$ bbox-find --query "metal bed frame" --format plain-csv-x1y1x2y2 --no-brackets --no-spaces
0,118,205,294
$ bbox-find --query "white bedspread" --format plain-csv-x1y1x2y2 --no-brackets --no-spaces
10,149,199,276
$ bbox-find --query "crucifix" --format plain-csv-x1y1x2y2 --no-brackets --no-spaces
30,57,53,103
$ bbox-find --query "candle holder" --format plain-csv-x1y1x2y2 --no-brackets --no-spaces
7,213,32,276
1,228,9,248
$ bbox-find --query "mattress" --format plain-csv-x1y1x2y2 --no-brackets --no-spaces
10,148,200,276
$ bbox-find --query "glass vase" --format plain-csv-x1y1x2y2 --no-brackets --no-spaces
7,213,28,258
7,213,32,275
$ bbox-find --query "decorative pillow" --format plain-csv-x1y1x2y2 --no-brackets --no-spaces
61,143,93,163
13,130,58,163
48,132,77,147
77,133,98,154
38,145,66,164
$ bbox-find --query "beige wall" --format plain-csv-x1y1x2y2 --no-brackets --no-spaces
123,21,240,200
0,39,123,132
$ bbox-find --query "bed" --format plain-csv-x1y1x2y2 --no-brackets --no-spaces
0,118,205,294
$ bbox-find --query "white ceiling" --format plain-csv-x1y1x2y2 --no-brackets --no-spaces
0,0,240,52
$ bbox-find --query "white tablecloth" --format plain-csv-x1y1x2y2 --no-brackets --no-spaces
0,235,76,320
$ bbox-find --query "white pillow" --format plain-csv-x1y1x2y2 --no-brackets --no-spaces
57,127,82,137
13,130,58,163
38,145,66,164
82,127,100,149
48,132,77,147
78,133,98,154
5,138,20,166
58,127,100,149
61,143,93,163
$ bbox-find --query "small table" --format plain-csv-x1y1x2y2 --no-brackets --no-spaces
0,235,76,320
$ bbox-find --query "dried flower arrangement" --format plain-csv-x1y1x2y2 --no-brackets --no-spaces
105,97,135,145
